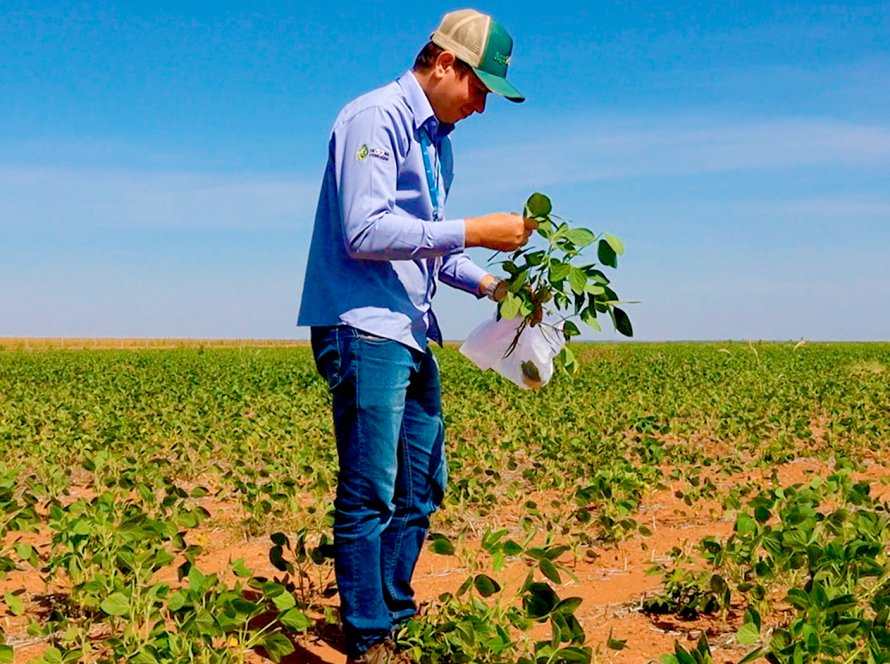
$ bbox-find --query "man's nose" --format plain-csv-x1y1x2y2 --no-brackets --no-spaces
475,93,487,115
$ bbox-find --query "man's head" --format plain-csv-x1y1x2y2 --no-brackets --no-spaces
413,9,524,124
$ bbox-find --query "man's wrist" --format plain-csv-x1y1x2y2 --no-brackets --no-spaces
482,277,507,302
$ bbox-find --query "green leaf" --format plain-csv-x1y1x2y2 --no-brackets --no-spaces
536,219,554,237
167,590,188,612
738,647,766,664
508,267,530,293
549,262,572,282
525,250,546,266
428,533,455,556
0,645,13,664
473,574,501,598
754,505,771,523
554,597,583,616
457,575,474,597
597,239,618,268
564,228,597,247
604,233,625,255
499,292,522,319
612,307,634,337
556,345,578,374
737,622,761,646
539,558,562,584
232,598,259,616
262,633,296,662
606,628,627,651
195,609,216,635
4,593,24,617
581,309,601,332
503,540,523,556
744,606,762,631
826,594,857,614
482,528,508,551
279,608,313,632
568,267,588,295
735,513,758,536
786,588,810,610
271,590,296,612
41,647,63,664
556,646,592,662
15,543,36,565
132,650,160,664
71,519,90,536
187,565,211,594
525,192,552,217
674,644,697,664
231,558,253,578
524,582,559,619
100,592,130,617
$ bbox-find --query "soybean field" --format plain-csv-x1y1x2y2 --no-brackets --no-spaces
1,342,889,663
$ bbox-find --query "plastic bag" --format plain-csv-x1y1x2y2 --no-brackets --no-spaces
460,313,565,389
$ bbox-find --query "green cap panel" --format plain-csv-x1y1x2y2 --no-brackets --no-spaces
475,18,524,102
478,19,513,79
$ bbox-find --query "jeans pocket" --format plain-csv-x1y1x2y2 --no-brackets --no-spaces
355,329,390,344
311,327,345,392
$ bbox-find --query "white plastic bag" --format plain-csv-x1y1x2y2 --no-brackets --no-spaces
460,313,565,389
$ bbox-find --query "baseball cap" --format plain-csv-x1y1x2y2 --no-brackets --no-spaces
430,9,525,103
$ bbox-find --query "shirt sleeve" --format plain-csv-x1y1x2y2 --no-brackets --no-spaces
438,251,489,296
334,106,467,261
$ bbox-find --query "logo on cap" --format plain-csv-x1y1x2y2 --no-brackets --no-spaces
493,52,511,66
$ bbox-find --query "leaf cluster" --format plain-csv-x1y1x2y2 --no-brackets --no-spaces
495,193,633,374
405,529,591,663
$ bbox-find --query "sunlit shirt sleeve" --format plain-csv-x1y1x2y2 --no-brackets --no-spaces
438,252,488,295
334,106,466,261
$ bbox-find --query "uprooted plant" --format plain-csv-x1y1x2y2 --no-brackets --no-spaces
493,192,634,374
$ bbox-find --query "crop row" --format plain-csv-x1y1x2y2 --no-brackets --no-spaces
1,342,888,662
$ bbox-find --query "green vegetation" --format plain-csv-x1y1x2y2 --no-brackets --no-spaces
1,342,889,662
496,193,633,373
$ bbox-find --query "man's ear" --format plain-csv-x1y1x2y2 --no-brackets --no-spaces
433,50,457,78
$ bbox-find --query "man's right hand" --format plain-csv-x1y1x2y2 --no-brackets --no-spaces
465,214,537,251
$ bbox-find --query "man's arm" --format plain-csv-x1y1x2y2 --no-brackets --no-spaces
335,106,465,261
438,253,509,301
335,106,534,261
438,252,488,296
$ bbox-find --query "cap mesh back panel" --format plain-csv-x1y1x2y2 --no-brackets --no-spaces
445,12,485,54
433,10,490,66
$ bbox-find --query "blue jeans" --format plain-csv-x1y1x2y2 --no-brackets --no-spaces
310,326,447,657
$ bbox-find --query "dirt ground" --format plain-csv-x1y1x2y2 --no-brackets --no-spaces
7,455,886,663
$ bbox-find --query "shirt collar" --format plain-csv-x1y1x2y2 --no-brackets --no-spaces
397,70,455,140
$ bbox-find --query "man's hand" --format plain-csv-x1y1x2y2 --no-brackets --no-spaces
465,214,537,251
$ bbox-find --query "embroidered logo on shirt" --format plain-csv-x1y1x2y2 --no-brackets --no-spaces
370,147,390,161
355,144,369,161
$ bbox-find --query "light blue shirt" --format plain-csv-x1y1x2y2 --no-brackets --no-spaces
297,71,488,351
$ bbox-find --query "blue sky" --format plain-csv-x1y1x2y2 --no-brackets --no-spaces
2,1,889,341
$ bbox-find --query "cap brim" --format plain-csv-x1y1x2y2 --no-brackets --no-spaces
473,67,525,103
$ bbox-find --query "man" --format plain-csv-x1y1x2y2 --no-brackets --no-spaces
297,9,531,663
